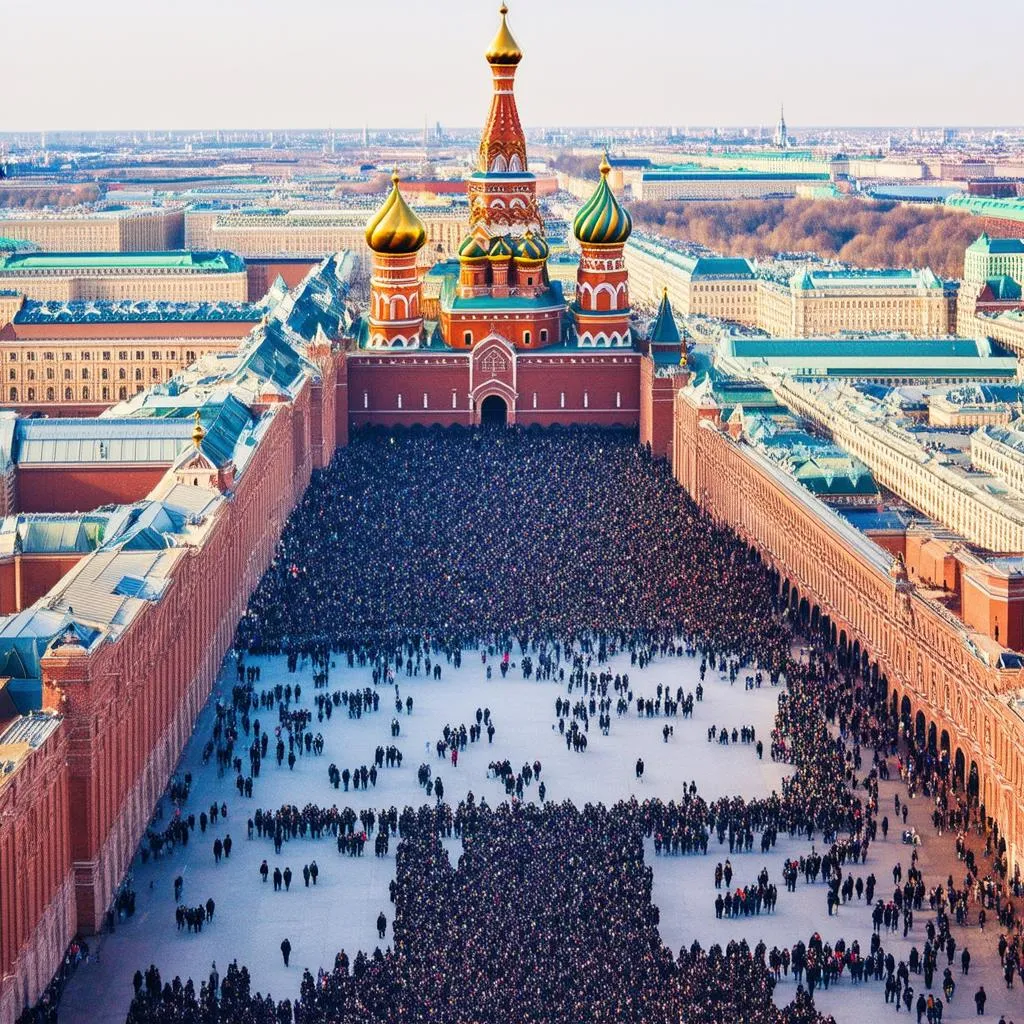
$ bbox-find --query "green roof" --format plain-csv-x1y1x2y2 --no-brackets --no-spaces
691,257,754,279
968,234,1024,255
643,170,828,182
947,196,1024,225
447,282,564,312
984,276,1022,300
0,250,245,273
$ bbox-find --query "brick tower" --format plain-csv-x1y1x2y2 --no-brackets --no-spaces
572,155,633,347
364,172,427,349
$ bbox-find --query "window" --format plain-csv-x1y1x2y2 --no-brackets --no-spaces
26,370,34,381
64,387,72,400
81,351,90,360
6,370,13,381
25,352,35,362
152,351,161,361
185,351,196,364
532,392,537,409
43,352,54,361
397,393,403,409
8,388,15,401
423,392,429,409
45,387,54,402
102,351,111,361
463,331,472,346
523,330,531,345
135,369,143,381
82,387,89,401
45,368,54,380
451,392,457,409
26,388,34,401
167,351,177,360
81,368,90,380
583,391,589,409
560,392,565,409
62,352,72,361
101,368,109,380
63,369,72,381
118,386,127,400
540,329,548,343
118,368,126,380
616,391,621,409
102,387,109,401
118,351,128,361
363,391,369,409
7,353,15,361
135,351,144,361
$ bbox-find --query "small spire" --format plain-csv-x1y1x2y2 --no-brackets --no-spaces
600,153,611,176
391,167,400,185
662,285,669,300
192,410,206,449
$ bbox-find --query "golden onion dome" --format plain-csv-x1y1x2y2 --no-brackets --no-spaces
574,155,632,245
459,234,489,261
364,171,427,255
512,230,549,262
486,4,523,65
191,409,206,449
487,234,514,260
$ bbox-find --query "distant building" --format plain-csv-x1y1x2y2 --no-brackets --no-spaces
0,208,184,253
0,251,249,304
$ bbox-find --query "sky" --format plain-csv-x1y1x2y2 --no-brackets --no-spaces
6,0,1022,132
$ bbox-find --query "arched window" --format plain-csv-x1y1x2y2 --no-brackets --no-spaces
45,387,54,401
64,387,73,401
8,387,16,401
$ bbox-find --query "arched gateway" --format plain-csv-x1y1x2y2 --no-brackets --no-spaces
480,395,508,427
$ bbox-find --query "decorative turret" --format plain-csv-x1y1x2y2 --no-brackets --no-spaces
365,172,427,255
488,234,513,296
889,552,909,583
573,155,632,246
365,173,426,349
512,230,549,262
191,409,206,449
648,287,687,366
572,156,632,348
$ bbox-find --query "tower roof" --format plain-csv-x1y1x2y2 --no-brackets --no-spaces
486,4,523,65
458,234,489,261
364,172,427,255
649,288,681,346
573,155,632,246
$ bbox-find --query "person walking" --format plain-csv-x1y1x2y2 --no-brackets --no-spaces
281,938,291,967
377,911,387,939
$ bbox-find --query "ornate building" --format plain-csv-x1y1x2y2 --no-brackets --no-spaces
343,4,648,431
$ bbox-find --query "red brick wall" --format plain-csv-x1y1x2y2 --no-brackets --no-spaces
672,389,1024,870
0,718,74,1024
246,260,320,302
17,466,170,514
40,383,318,931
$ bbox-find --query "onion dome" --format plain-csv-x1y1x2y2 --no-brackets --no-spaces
458,234,489,261
573,154,632,245
365,171,427,255
486,4,522,65
487,234,513,260
513,230,549,262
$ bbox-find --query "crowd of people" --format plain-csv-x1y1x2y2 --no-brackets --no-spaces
116,426,1019,1024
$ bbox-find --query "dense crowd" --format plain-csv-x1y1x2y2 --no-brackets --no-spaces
117,427,1017,1024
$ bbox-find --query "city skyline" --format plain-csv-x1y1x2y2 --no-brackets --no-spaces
6,0,1023,133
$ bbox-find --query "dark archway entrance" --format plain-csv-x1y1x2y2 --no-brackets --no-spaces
480,395,508,428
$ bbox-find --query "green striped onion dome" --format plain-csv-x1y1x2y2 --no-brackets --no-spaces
512,231,549,261
459,234,489,260
573,156,632,245
487,234,514,260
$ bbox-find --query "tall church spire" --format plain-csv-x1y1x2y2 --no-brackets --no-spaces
468,4,542,238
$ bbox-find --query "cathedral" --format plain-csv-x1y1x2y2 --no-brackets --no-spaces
340,4,687,442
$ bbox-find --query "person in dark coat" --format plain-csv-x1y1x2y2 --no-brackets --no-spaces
281,938,291,967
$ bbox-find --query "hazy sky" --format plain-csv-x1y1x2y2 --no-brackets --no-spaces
6,0,1021,132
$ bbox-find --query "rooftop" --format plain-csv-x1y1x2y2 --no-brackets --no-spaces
14,297,262,325
0,250,246,274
